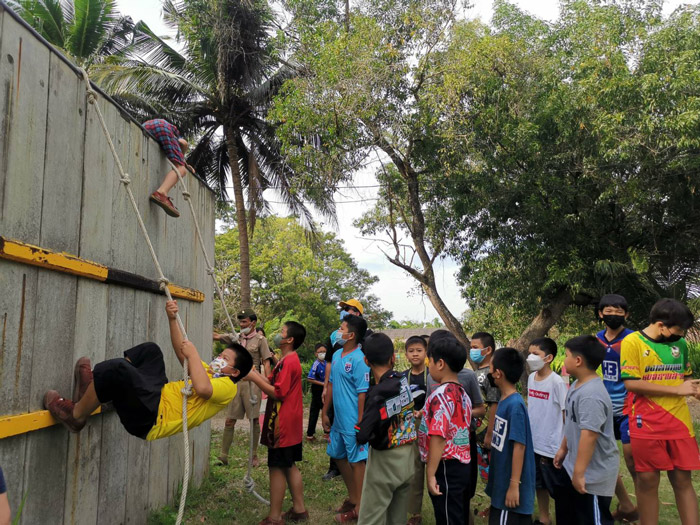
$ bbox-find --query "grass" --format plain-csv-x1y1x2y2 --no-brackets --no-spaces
148,420,700,524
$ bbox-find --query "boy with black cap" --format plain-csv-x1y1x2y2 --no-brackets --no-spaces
213,308,273,466
355,332,417,525
595,294,637,521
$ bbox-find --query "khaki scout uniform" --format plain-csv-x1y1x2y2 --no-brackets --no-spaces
220,331,271,419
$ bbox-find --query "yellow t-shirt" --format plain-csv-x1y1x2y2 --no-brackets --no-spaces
620,331,694,439
146,361,237,441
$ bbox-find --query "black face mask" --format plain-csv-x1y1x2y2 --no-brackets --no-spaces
657,333,682,344
487,372,497,388
602,314,625,330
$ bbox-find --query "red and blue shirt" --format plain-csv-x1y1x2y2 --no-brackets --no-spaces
597,328,633,417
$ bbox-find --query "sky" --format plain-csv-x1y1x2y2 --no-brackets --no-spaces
116,0,698,322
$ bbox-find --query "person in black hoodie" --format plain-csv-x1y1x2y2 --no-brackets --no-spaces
355,333,417,525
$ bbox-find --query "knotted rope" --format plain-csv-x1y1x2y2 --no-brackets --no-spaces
80,70,192,525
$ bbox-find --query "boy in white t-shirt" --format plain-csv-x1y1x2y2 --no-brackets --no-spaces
527,337,568,525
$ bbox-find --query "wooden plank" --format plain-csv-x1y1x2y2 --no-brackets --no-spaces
0,10,50,244
78,94,115,262
63,278,108,525
96,285,134,525
39,52,85,254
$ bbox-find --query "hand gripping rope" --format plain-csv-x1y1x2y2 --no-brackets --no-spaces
79,70,267,524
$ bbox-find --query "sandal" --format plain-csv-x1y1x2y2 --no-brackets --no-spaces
334,508,358,523
335,499,354,513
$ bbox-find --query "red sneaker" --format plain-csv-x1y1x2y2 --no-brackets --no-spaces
149,191,180,217
44,390,85,432
334,508,358,523
73,357,93,402
407,516,422,525
335,499,354,514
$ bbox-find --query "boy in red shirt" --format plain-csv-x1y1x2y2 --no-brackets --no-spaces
245,321,309,525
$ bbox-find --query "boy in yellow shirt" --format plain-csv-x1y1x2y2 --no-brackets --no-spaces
44,300,253,440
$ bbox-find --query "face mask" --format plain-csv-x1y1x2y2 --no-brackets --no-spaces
339,310,350,321
273,333,284,348
209,356,229,375
330,329,343,348
318,353,326,360
657,332,682,343
527,354,545,372
240,326,252,335
602,314,625,330
470,348,486,364
487,372,497,388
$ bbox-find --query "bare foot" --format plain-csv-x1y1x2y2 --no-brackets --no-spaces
251,455,259,468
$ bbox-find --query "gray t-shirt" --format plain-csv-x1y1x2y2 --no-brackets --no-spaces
563,377,619,497
427,368,484,407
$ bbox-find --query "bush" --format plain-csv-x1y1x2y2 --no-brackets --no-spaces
688,342,700,379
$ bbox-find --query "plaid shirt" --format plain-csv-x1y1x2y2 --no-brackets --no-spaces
143,119,186,166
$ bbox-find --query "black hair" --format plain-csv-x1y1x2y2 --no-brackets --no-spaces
315,342,328,351
344,314,368,344
238,313,258,322
405,335,427,350
428,335,467,372
565,335,605,370
471,331,495,351
284,321,307,349
363,333,395,366
428,329,456,343
492,347,525,384
529,337,558,358
649,298,695,330
597,294,628,313
226,343,254,382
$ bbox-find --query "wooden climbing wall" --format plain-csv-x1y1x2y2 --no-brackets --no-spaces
0,4,217,523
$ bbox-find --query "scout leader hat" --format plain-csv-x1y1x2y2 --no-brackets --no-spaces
237,308,257,320
338,298,364,315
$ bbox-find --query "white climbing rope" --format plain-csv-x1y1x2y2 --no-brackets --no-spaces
80,70,268,513
79,70,193,525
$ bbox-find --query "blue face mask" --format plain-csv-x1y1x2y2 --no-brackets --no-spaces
330,329,344,348
470,348,486,364
339,310,350,321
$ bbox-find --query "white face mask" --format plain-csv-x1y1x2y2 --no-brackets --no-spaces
240,326,252,335
527,354,546,372
318,353,326,360
209,356,232,377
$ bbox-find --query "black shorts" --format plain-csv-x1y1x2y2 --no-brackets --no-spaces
267,443,303,469
488,507,532,525
93,342,168,439
534,453,570,496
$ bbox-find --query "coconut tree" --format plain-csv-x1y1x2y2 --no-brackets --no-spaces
92,0,336,308
9,0,136,68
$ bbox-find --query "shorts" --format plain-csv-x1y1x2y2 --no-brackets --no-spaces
143,119,186,166
93,342,168,439
488,507,533,525
267,443,303,469
630,436,700,472
613,415,630,445
555,471,613,525
534,453,569,496
226,380,262,419
327,429,368,463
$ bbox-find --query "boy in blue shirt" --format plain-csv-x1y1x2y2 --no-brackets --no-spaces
595,294,637,522
322,315,370,522
306,343,327,441
486,348,536,525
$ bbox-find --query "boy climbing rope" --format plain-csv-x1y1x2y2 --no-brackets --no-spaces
143,119,190,218
43,300,253,439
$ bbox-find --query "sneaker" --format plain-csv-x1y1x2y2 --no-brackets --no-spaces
334,508,358,523
44,390,85,432
73,357,93,402
282,508,309,522
305,435,316,442
322,469,341,482
149,191,180,218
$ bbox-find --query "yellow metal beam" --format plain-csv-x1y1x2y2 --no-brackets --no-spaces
0,236,204,302
0,407,102,439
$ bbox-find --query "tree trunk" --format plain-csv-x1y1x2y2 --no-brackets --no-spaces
511,290,571,353
421,277,470,349
224,126,252,309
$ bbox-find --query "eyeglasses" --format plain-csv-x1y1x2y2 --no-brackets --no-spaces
343,306,360,313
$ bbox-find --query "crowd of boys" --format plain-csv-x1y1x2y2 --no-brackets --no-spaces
40,294,700,525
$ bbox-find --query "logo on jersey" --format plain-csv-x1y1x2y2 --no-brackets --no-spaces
344,362,353,373
671,346,681,358
602,360,619,382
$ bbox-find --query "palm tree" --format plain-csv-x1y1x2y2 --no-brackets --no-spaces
92,0,336,308
9,0,136,69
